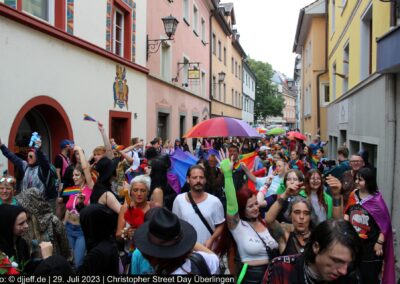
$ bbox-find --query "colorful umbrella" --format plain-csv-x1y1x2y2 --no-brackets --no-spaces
256,127,267,134
169,148,198,187
267,127,285,136
184,117,260,138
287,131,307,141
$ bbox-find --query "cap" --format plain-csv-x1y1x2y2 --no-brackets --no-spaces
60,139,73,149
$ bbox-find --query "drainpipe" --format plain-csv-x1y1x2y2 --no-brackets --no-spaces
316,0,329,137
209,7,216,119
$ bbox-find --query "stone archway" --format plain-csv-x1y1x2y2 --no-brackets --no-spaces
8,96,73,172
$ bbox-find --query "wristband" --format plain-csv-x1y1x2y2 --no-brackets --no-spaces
333,198,342,207
376,240,384,245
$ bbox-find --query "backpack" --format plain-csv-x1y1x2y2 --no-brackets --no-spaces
188,253,211,275
39,164,59,200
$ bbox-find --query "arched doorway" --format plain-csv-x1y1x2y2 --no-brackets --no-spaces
8,96,73,172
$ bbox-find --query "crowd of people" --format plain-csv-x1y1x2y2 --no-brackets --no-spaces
0,123,396,284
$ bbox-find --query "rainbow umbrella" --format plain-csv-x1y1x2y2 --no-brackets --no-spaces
184,117,260,138
267,127,285,136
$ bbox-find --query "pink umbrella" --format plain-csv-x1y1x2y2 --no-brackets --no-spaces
287,131,307,141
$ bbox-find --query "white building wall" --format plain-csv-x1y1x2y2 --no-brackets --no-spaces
74,0,108,48
0,16,147,168
242,65,255,124
134,0,147,66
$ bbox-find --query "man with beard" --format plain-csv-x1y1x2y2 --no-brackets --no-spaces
340,154,364,205
173,165,225,249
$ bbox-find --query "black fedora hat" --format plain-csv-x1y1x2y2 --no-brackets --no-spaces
95,157,116,184
134,208,197,259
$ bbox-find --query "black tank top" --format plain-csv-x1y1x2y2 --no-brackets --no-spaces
281,232,306,256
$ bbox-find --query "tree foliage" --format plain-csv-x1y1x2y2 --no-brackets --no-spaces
247,58,285,121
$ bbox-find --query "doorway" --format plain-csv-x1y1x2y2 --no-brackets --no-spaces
109,111,131,146
157,113,169,141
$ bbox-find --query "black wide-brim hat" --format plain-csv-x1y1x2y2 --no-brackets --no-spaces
134,208,197,259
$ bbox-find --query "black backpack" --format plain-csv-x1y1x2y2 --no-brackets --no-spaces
188,253,211,275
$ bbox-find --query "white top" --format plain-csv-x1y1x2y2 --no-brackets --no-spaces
172,193,225,245
125,149,140,173
171,251,220,274
230,220,279,262
310,191,327,224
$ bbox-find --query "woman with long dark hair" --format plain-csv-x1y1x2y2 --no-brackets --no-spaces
343,168,395,284
148,158,177,210
216,150,279,284
300,169,332,224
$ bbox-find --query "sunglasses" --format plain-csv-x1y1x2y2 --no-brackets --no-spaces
28,154,35,159
0,177,15,184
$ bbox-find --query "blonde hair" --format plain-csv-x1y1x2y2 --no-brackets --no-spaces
93,146,106,155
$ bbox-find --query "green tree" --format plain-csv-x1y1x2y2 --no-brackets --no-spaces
247,58,285,121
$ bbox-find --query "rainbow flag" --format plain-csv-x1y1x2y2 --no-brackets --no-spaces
62,186,81,196
234,151,258,171
83,114,97,122
112,144,125,151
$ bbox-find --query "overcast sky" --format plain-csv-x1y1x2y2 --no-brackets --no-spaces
223,0,314,78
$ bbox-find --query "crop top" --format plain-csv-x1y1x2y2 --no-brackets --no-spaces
66,185,92,213
230,220,279,262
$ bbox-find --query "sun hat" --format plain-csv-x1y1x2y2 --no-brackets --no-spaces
134,208,197,259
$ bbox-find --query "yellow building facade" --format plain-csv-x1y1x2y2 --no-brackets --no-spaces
210,3,245,118
328,0,391,99
294,0,328,142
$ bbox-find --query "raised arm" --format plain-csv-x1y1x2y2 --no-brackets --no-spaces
326,175,344,219
265,182,299,225
218,150,239,230
0,139,25,172
74,145,94,189
240,162,257,183
97,122,113,159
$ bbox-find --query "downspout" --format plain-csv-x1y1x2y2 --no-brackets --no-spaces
315,0,329,137
209,7,216,118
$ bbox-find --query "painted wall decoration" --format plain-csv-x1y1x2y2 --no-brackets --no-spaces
113,65,129,110
67,0,74,34
105,0,136,61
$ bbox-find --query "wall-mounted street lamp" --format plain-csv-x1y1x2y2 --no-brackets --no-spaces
217,71,226,83
147,15,179,60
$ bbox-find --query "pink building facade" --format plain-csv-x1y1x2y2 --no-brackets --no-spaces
146,0,215,144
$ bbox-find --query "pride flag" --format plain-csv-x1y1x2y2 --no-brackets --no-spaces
83,114,97,122
170,148,198,189
62,186,81,196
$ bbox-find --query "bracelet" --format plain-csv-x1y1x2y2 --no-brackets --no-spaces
333,198,342,207
376,240,384,245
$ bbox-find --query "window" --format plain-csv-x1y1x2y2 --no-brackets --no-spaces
218,82,222,101
320,82,330,106
342,42,349,93
231,57,234,73
360,4,372,80
231,89,234,104
223,83,226,102
183,0,189,24
235,61,238,77
22,0,54,24
212,76,216,99
201,71,206,97
212,34,216,55
183,57,190,86
238,65,241,80
201,18,206,42
218,40,222,61
304,85,311,116
307,41,312,67
161,42,171,80
223,47,227,65
114,8,124,57
193,5,198,34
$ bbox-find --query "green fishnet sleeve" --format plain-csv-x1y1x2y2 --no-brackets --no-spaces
220,159,238,215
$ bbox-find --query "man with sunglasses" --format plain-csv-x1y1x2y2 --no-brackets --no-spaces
0,137,50,198
0,176,18,205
